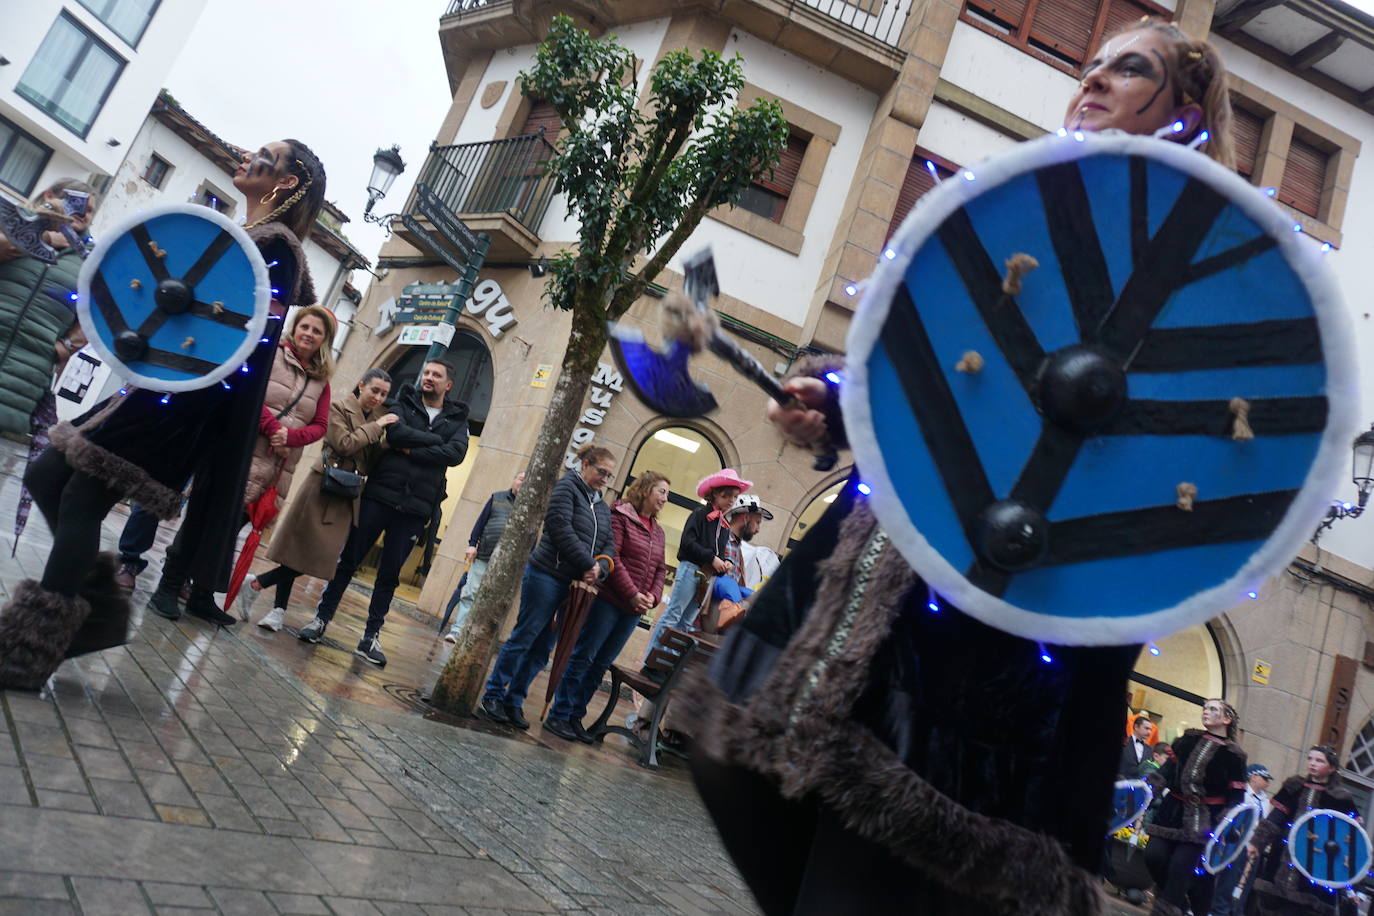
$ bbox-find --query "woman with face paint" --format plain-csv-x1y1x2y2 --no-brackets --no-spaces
691,19,1240,916
0,140,327,689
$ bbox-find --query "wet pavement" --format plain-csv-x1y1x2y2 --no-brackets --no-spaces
0,438,1151,914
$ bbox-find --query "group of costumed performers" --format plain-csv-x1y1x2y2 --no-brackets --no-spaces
685,17,1283,916
0,139,326,691
1143,699,1247,916
1248,745,1360,915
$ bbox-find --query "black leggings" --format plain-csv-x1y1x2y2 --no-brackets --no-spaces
254,565,300,608
1145,836,1214,914
24,448,122,596
690,752,999,915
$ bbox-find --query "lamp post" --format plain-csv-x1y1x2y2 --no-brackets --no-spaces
363,145,406,225
1313,424,1374,543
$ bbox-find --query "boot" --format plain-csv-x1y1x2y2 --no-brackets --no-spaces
147,572,185,620
66,553,132,659
0,580,93,690
184,588,236,627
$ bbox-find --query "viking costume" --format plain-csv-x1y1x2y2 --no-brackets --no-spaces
0,222,313,689
1143,728,1247,916
1251,774,1359,914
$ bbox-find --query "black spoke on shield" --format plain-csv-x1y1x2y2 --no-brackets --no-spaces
180,230,237,289
1130,317,1320,372
1103,395,1327,437
1177,235,1277,289
129,223,170,282
1036,162,1115,339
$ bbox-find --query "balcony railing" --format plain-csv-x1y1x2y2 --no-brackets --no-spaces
442,0,913,50
414,133,559,236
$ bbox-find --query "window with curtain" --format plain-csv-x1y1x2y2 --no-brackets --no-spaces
141,153,170,189
887,149,959,243
962,0,1165,70
0,116,52,196
1279,134,1329,219
78,0,160,47
17,13,125,138
737,131,808,223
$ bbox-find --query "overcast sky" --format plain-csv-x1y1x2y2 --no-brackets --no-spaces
163,0,455,287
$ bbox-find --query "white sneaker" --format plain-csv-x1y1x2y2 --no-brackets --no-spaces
256,606,285,632
236,574,261,621
443,631,458,644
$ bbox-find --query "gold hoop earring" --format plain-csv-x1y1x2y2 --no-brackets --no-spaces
260,188,280,206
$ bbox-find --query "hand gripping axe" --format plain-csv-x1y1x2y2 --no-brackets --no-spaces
608,247,838,471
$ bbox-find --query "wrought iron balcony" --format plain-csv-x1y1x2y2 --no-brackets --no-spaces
402,133,558,260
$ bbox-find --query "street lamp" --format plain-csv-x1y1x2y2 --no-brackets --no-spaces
363,145,406,223
1313,423,1374,542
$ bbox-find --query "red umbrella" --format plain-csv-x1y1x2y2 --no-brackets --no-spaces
222,462,285,611
541,555,613,720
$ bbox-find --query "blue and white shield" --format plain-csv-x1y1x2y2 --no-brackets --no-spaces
843,131,1356,645
1106,778,1153,834
1289,808,1373,889
1203,801,1262,874
77,204,269,393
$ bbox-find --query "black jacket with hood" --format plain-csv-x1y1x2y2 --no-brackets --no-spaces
528,470,613,581
364,382,469,518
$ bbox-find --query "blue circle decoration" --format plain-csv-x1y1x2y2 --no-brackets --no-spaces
1204,802,1262,874
1106,779,1153,834
78,204,269,393
1289,809,1373,889
843,132,1356,645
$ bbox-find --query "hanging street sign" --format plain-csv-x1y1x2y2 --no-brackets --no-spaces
401,214,468,275
416,184,480,257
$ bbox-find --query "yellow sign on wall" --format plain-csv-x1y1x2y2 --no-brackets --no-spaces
531,365,553,388
1252,659,1272,684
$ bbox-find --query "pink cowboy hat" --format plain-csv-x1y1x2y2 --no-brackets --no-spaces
696,468,753,499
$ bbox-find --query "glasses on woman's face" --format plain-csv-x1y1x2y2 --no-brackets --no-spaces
591,465,615,482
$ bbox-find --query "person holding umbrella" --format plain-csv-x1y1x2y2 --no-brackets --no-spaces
544,471,670,743
478,444,615,729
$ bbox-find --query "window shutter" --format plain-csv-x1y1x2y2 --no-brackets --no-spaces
1101,0,1155,43
1028,0,1099,65
757,133,807,197
1231,106,1263,179
966,0,1029,30
520,100,562,138
1279,136,1327,218
887,153,956,243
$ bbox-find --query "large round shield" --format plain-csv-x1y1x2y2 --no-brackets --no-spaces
1203,801,1262,874
77,203,269,392
1288,808,1373,889
1106,778,1153,833
843,132,1356,645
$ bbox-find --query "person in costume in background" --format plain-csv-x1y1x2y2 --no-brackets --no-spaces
1143,699,1246,916
688,19,1238,916
0,140,325,689
1247,746,1359,916
243,368,397,631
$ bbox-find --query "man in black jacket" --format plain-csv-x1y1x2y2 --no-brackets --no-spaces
299,359,469,666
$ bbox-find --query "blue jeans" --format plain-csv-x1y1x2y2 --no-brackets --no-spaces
550,598,639,722
643,559,703,661
482,564,569,708
118,504,161,572
713,575,752,603
1208,852,1251,915
445,558,488,637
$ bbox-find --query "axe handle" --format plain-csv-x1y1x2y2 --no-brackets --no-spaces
707,333,840,473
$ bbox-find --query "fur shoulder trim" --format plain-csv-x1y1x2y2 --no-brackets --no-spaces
248,221,316,306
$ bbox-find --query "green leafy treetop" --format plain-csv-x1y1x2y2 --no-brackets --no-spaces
429,14,788,714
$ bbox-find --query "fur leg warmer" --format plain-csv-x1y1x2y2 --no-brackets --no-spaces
0,580,92,690
65,553,131,659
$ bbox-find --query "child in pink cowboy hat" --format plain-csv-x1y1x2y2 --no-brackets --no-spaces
641,468,752,664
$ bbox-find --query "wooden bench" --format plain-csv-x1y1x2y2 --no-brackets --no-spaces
587,627,716,769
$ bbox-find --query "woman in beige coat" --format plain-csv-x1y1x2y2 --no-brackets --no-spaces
245,368,397,629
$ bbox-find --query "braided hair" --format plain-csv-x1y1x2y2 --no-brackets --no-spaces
1102,18,1236,171
253,139,327,241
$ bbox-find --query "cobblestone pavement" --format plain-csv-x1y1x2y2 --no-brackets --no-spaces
0,440,1149,915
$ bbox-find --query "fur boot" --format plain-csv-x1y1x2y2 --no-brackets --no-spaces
65,553,131,659
0,580,92,690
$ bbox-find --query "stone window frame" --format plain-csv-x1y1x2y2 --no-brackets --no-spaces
708,84,841,256
1228,73,1360,249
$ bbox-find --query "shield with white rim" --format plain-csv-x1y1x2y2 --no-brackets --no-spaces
842,131,1356,646
77,203,270,393
1288,808,1373,889
1106,779,1153,834
1203,801,1262,874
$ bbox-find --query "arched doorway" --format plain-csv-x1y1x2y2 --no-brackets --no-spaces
353,331,494,601
625,426,725,570
1128,625,1226,744
787,480,845,553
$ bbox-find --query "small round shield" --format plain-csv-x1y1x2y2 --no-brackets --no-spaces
77,203,269,392
1203,801,1262,874
1106,779,1153,834
1288,808,1372,889
843,132,1356,645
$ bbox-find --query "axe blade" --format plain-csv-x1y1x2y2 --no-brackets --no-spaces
608,323,718,418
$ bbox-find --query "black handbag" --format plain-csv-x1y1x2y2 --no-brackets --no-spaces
320,445,363,499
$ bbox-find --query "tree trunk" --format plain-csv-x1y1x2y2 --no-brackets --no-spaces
428,302,609,714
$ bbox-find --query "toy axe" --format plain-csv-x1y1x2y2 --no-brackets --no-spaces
608,248,838,471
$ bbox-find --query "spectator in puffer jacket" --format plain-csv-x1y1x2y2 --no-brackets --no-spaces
543,470,669,743
479,444,615,730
